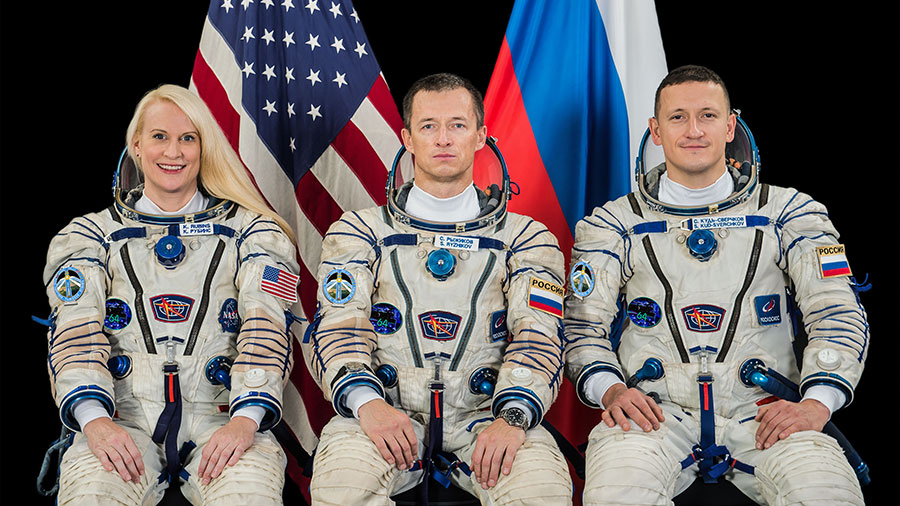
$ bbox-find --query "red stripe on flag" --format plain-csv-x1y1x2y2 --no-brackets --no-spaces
331,121,390,205
291,338,333,435
295,171,345,237
297,263,318,323
192,52,242,151
483,37,574,263
367,75,404,136
529,300,564,318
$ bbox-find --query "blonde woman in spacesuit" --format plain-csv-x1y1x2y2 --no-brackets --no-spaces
43,84,298,505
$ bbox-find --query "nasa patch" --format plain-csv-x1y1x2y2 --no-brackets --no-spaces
323,269,356,305
370,302,402,335
627,297,662,328
104,298,132,330
219,298,241,332
418,311,462,341
754,295,782,326
681,304,726,332
490,310,509,342
150,294,195,323
569,261,595,298
53,266,85,302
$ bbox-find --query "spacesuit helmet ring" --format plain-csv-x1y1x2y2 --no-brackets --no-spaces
386,136,512,232
634,112,761,216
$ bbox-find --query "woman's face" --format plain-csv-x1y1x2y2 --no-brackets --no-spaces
133,100,202,209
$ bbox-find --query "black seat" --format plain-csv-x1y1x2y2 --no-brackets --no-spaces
391,482,480,506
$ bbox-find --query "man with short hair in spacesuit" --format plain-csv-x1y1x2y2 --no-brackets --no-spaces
565,65,867,505
305,73,573,505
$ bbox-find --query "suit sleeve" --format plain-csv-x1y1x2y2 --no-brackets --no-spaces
563,204,631,408
230,213,300,431
775,191,869,406
43,213,115,431
491,218,566,428
303,211,384,417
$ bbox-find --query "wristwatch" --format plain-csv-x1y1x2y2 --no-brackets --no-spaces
498,406,529,430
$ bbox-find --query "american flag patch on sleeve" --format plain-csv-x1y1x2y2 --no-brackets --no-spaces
261,265,299,302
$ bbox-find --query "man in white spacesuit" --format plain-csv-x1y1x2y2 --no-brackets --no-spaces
43,85,299,505
306,73,573,505
565,65,867,505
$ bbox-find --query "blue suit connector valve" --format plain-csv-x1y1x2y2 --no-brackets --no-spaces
626,357,664,388
376,364,398,389
205,356,233,391
155,235,185,268
468,368,498,396
107,355,132,379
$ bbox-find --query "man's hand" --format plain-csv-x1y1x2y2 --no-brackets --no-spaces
198,416,258,485
83,418,145,483
358,398,418,470
471,418,526,490
755,398,829,450
601,383,665,432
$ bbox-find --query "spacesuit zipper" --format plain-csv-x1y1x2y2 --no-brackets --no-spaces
716,229,764,362
184,239,227,355
641,236,690,363
390,249,423,367
450,253,497,371
119,242,157,354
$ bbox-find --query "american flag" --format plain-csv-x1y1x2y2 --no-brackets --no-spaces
261,265,300,302
190,0,404,494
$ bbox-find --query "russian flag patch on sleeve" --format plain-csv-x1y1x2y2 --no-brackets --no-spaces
528,277,564,318
816,245,852,278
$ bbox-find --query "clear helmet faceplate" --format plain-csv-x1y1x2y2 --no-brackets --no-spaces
634,112,761,216
385,137,512,232
111,148,232,224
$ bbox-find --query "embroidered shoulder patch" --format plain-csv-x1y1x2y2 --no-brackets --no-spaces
104,298,132,330
370,302,402,334
262,265,300,302
528,277,564,318
54,266,85,302
569,261,595,297
323,268,355,305
816,244,852,278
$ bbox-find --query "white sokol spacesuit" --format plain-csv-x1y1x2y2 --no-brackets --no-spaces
305,142,573,505
42,156,299,505
565,122,868,505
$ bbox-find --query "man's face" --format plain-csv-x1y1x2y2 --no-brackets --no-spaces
649,81,736,183
400,88,487,195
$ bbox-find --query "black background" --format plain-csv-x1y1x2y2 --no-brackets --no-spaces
2,1,897,503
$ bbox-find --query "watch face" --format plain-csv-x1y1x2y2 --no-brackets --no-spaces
501,408,527,428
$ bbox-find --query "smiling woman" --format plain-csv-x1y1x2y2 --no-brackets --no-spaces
36,83,302,505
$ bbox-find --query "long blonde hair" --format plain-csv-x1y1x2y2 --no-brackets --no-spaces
125,84,296,244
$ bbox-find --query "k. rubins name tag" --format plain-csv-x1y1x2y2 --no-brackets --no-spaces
179,223,214,236
434,234,479,251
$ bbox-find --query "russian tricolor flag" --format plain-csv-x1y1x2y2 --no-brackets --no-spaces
483,0,667,259
482,0,667,492
818,245,853,278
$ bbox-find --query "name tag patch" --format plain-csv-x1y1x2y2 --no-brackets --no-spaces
434,234,479,251
179,223,214,236
754,295,781,326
